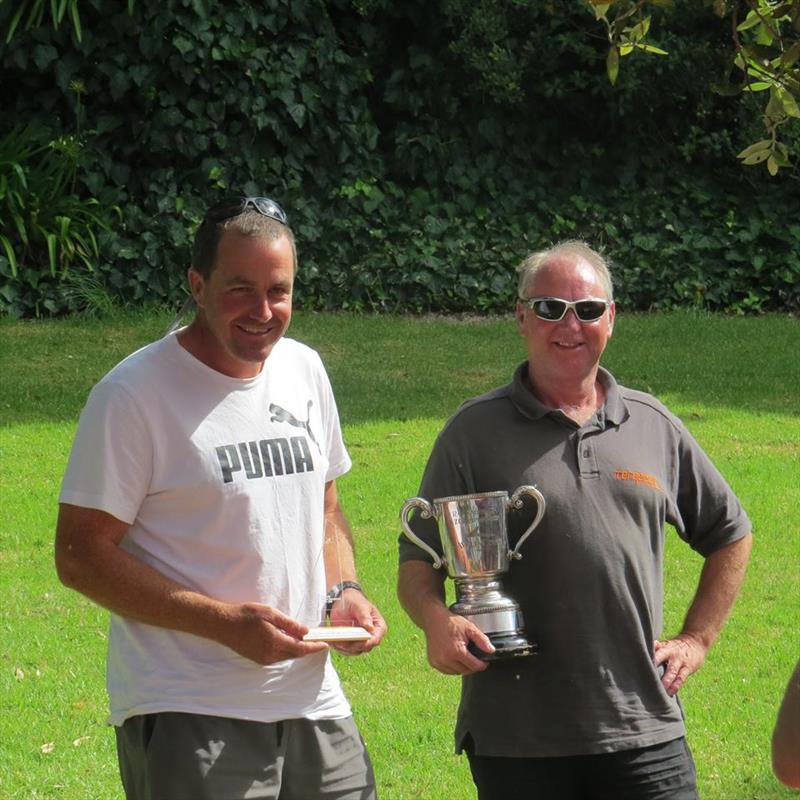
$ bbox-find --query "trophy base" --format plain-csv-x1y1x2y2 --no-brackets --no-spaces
469,632,538,661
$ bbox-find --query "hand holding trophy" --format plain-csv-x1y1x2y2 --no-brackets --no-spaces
400,487,545,660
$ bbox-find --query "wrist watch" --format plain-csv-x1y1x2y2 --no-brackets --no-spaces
325,580,365,616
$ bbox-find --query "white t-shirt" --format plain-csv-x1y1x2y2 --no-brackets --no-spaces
60,332,353,725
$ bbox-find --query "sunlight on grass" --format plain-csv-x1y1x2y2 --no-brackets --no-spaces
1,310,797,799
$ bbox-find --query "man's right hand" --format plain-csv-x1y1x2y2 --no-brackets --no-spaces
224,603,329,665
424,612,493,675
398,559,492,675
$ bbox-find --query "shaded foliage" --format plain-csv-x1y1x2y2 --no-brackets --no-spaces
0,0,798,316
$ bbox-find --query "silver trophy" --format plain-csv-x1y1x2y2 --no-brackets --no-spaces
400,487,545,660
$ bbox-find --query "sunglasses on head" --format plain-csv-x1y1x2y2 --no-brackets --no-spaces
520,296,610,322
203,196,289,227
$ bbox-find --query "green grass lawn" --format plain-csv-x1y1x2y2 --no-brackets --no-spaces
1,309,798,799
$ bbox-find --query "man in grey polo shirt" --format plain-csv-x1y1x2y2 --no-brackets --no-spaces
398,240,752,800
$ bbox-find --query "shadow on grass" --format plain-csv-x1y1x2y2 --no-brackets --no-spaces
0,310,797,427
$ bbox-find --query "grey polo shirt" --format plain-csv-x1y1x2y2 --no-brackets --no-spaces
399,363,751,758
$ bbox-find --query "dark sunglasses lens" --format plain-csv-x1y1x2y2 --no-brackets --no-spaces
534,299,567,320
575,301,607,321
251,197,287,224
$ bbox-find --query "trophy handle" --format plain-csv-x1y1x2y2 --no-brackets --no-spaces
506,485,546,561
400,497,445,570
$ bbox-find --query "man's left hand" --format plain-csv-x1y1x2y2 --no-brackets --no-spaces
328,587,387,655
653,634,707,696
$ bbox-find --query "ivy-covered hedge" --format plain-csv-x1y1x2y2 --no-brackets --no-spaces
0,0,798,316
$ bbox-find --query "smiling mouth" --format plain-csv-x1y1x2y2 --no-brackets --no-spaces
237,324,274,336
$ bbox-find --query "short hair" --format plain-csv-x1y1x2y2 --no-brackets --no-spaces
163,206,297,336
191,210,297,278
517,240,613,301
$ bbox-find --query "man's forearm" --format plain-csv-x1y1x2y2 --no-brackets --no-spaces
55,503,327,665
322,480,359,588
323,510,358,588
397,559,449,630
680,532,752,648
56,513,236,644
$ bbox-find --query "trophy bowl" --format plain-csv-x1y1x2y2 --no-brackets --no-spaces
400,486,545,660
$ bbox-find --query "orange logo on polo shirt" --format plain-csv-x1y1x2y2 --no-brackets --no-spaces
614,470,663,493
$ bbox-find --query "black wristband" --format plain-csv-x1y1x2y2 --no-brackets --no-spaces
325,580,365,615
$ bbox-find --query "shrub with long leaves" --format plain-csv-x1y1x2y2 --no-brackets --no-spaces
0,125,119,314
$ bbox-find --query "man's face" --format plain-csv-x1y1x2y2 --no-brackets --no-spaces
515,255,615,384
188,229,294,378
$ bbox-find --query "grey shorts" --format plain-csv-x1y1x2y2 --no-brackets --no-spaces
115,712,377,800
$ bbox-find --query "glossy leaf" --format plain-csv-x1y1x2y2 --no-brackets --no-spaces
740,149,771,164
736,139,773,158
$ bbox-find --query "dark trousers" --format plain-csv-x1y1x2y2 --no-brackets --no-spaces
466,737,699,800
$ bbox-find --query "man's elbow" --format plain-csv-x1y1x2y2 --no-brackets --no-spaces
54,527,95,593
54,504,126,592
54,542,84,590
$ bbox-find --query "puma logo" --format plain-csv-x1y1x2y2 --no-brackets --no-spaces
270,401,321,453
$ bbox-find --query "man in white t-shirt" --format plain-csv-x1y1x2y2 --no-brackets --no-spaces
56,196,387,800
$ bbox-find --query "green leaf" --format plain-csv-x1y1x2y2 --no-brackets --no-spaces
628,17,651,42
606,47,619,86
173,36,193,56
29,0,46,29
766,91,785,120
737,139,773,158
772,147,791,167
44,232,58,276
737,12,762,32
746,82,772,92
767,156,779,176
778,88,800,118
4,3,27,43
710,81,742,97
288,104,306,128
0,234,19,277
53,0,65,25
10,162,28,190
69,0,81,43
740,149,771,165
32,45,59,71
12,211,28,245
57,215,70,240
636,44,668,55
